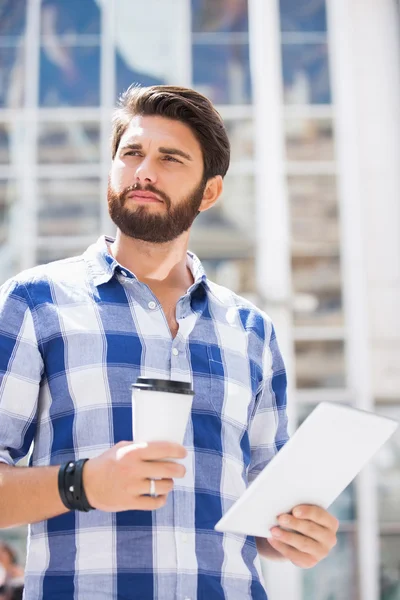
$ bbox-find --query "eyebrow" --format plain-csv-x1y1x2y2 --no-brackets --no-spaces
120,143,193,161
159,146,193,161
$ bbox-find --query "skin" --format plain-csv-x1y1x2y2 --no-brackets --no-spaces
257,504,339,565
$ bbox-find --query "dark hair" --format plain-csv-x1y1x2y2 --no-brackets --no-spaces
111,85,231,181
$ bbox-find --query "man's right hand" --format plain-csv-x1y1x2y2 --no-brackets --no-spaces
83,441,187,512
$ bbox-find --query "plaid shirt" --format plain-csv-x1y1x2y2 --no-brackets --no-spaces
0,236,289,600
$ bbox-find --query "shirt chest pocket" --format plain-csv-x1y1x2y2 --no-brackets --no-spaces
207,346,255,431
190,344,255,462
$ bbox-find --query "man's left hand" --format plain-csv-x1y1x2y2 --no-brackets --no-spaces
268,505,339,568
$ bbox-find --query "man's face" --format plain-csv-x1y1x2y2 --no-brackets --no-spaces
108,115,208,243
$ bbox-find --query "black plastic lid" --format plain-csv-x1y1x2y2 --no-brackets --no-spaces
132,377,194,395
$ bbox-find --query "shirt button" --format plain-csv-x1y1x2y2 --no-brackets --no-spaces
181,533,188,543
148,301,157,309
172,348,179,356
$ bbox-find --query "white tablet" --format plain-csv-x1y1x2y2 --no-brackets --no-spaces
215,402,398,538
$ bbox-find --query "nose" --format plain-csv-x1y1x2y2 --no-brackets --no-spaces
134,156,157,185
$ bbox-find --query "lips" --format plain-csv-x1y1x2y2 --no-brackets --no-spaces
127,191,162,203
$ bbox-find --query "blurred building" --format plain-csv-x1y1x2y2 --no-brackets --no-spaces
0,1,399,599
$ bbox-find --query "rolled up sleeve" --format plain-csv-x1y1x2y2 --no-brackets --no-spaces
248,323,290,483
0,279,43,465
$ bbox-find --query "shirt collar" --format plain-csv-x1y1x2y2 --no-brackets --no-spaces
83,235,209,292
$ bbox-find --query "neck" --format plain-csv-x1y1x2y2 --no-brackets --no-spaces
108,230,194,289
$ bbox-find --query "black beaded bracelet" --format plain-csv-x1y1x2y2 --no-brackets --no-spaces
58,459,94,513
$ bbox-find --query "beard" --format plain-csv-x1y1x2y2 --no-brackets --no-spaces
107,177,207,244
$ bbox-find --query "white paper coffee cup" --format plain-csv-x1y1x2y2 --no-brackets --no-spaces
131,377,194,445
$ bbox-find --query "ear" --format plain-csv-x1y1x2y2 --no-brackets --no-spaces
198,176,223,212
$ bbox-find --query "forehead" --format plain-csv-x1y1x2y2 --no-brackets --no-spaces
120,115,202,157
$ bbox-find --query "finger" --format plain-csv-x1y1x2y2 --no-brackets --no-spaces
139,460,186,480
277,514,337,548
292,505,339,532
270,526,323,558
116,441,187,463
132,494,169,511
268,537,318,569
134,478,174,497
137,441,188,461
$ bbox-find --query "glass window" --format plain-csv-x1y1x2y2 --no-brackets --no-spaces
0,179,15,243
380,535,400,600
224,118,254,162
191,209,254,260
0,1,26,108
0,46,25,108
36,244,89,265
219,174,255,236
279,0,327,33
39,0,101,107
192,0,249,33
292,255,343,326
282,43,331,104
193,42,251,104
295,340,346,388
303,531,358,600
114,2,189,100
0,1,27,36
0,120,26,168
0,179,21,282
376,405,400,523
201,257,256,294
39,46,100,107
285,118,334,162
37,122,100,164
0,124,10,164
192,174,255,256
37,178,101,237
289,175,340,252
116,54,165,101
329,484,356,522
40,0,101,36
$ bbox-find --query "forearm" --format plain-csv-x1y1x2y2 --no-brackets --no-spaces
0,463,68,528
256,536,288,561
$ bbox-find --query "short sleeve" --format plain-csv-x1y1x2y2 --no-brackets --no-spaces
0,279,43,465
248,323,290,483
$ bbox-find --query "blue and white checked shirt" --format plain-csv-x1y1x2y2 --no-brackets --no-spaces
0,235,289,600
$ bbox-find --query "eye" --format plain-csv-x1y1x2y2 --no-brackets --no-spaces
163,155,181,163
124,150,142,157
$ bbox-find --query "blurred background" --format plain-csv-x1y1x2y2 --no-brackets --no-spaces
0,0,399,599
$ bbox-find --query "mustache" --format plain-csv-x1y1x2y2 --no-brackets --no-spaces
122,182,171,208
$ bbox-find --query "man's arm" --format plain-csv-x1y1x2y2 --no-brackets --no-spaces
0,463,67,528
0,441,187,528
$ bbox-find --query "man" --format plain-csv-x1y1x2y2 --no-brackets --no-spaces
0,85,338,599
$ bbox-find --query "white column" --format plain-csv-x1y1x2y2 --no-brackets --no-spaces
248,1,300,599
325,2,394,600
20,0,41,270
100,0,116,235
354,1,400,402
